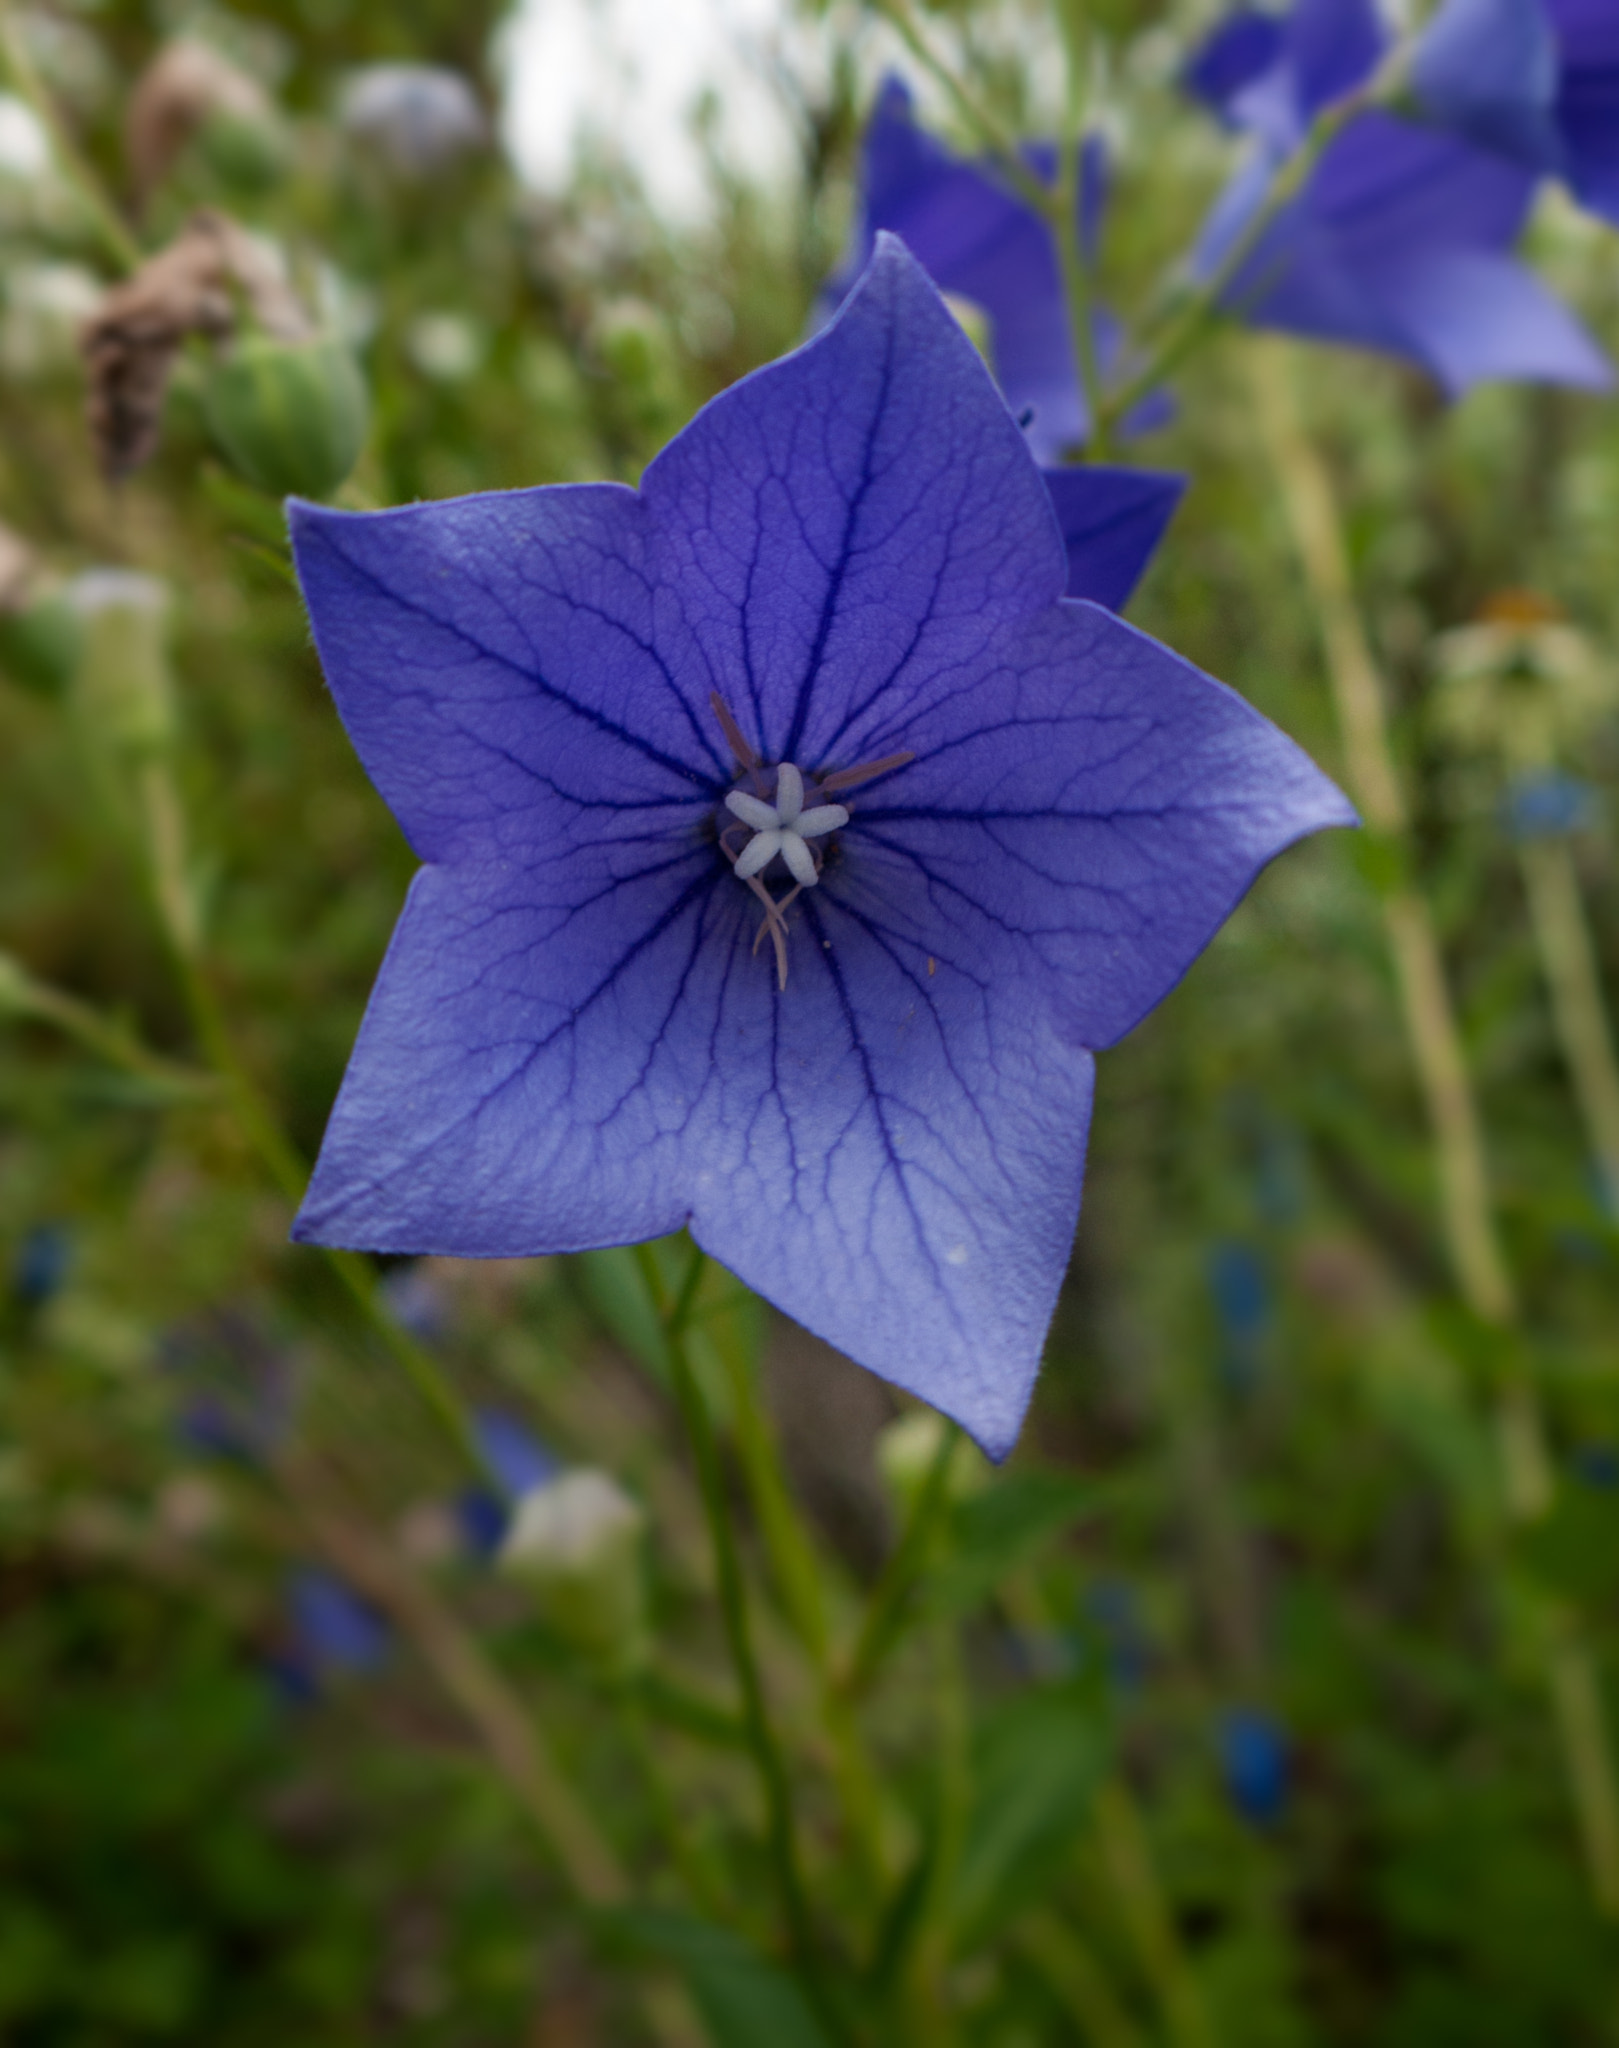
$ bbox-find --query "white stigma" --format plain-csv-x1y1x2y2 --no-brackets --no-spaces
725,763,849,889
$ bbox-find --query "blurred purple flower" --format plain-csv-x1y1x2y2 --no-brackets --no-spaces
1218,1706,1289,1824
458,1406,561,1555
1505,768,1596,838
1208,1239,1272,1392
340,63,486,176
1187,0,1613,395
1042,466,1186,609
818,78,1165,463
270,1568,389,1701
1408,0,1619,226
287,237,1351,1457
162,1309,296,1463
11,1221,72,1308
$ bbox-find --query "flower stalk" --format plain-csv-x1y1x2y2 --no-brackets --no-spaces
1251,337,1619,1917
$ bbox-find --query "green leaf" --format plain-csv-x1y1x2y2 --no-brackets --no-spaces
1518,1488,1619,1605
949,1684,1109,1951
575,1246,668,1377
602,1908,832,2048
925,1470,1092,1619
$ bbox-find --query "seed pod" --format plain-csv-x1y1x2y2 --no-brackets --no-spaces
203,334,369,500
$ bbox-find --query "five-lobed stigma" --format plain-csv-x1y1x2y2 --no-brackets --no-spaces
709,693,913,990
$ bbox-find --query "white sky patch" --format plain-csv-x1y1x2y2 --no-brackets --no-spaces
0,94,49,179
500,0,807,223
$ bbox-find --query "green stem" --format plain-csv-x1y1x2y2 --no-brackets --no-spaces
841,1418,959,1700
636,1244,825,1991
133,753,487,1483
1054,122,1108,459
0,0,141,274
1251,339,1619,1921
1094,1779,1218,2048
1517,835,1619,1217
0,947,215,1096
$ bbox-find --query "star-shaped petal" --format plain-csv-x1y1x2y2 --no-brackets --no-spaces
290,237,1351,1456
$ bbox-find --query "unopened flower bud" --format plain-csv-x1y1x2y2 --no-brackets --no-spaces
125,40,279,209
876,1408,988,1510
66,570,172,754
498,1469,648,1673
340,64,486,177
203,334,369,500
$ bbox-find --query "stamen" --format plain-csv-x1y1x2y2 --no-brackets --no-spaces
816,749,916,796
710,692,764,784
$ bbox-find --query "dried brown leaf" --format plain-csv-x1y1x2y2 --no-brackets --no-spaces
125,39,269,210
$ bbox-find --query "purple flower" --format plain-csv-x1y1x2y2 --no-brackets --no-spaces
459,1406,561,1554
288,237,1351,1457
1042,466,1186,609
272,1568,389,1700
339,63,486,176
1408,0,1619,227
1218,1707,1289,1825
1188,0,1613,395
819,78,1158,463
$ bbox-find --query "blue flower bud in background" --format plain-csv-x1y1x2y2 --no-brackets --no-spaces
1218,1707,1289,1826
271,1569,389,1701
339,64,486,177
1505,770,1597,841
1208,1240,1273,1394
458,1406,560,1556
11,1221,72,1308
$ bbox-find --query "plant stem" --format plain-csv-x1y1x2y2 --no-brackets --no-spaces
869,0,1050,212
132,744,487,1481
840,1417,960,1700
1093,1779,1218,2048
0,0,141,274
1017,1909,1148,2048
1055,124,1109,459
1517,835,1619,1215
0,947,215,1095
636,1244,825,1991
1250,339,1619,1918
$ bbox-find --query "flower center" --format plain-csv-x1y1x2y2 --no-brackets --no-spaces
708,692,913,990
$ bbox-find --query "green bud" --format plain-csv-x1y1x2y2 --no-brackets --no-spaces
67,571,173,756
196,109,291,196
498,1470,649,1676
876,1408,988,1512
0,589,82,699
203,334,369,501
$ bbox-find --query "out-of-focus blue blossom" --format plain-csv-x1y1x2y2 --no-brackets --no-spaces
1572,1442,1619,1489
271,1568,389,1701
1505,769,1597,839
1408,0,1619,227
1041,466,1186,609
1186,0,1613,396
11,1221,72,1307
339,64,486,177
378,1258,448,1340
162,1311,296,1463
286,237,1351,1457
1218,1706,1289,1824
1084,1579,1150,1692
1182,8,1286,123
817,78,1164,463
1208,1239,1272,1392
458,1406,561,1556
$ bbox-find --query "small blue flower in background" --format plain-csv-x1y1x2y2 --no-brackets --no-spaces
1572,1442,1619,1489
1408,0,1619,227
288,236,1351,1457
458,1406,561,1555
1083,1579,1151,1693
1505,769,1597,839
339,63,486,176
1218,1706,1290,1825
270,1568,390,1702
1208,1239,1273,1393
10,1221,72,1308
818,78,1166,464
161,1311,296,1463
378,1258,449,1340
1187,0,1613,397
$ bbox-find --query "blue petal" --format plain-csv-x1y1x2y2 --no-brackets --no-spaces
1550,0,1619,225
1040,466,1186,609
1182,10,1286,124
291,238,1350,1457
1211,112,1613,391
1410,0,1566,172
